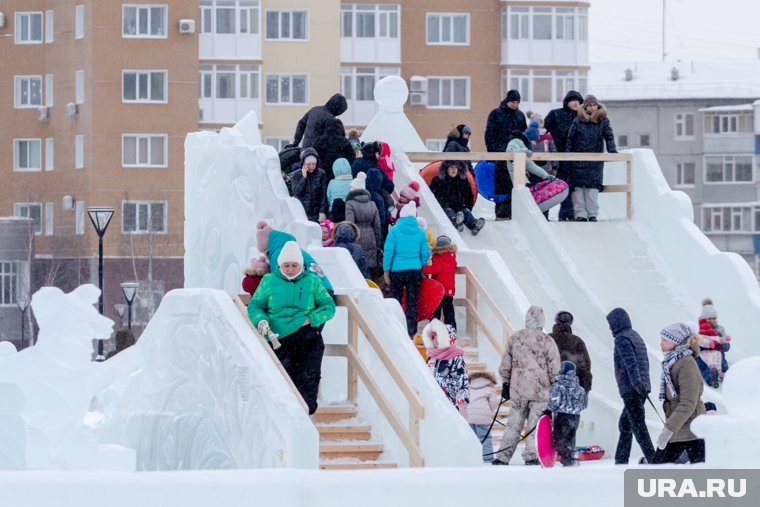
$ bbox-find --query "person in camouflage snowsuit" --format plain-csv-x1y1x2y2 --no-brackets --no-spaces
493,305,561,465
422,319,469,410
547,361,588,466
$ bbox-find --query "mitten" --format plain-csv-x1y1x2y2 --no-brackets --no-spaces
257,320,271,336
501,383,510,401
547,175,556,181
657,427,674,450
711,342,723,352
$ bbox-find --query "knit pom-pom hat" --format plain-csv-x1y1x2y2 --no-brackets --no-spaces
700,298,718,319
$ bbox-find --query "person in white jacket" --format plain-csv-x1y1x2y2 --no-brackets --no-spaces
465,371,500,462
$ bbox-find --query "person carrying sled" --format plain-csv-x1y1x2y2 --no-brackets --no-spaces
248,241,336,415
652,323,706,464
493,305,560,466
547,360,588,467
422,319,470,411
606,307,656,464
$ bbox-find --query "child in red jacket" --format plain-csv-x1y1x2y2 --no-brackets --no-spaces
423,235,458,330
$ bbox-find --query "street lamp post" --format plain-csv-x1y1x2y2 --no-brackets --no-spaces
87,206,115,362
120,282,138,330
17,298,29,349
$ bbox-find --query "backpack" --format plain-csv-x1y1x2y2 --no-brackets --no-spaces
278,146,301,196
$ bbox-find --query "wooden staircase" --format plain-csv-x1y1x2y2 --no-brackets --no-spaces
316,405,397,470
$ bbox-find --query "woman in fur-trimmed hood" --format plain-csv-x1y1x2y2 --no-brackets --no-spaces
566,94,617,221
423,319,469,409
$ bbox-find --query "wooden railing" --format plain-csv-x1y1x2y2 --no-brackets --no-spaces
406,151,634,219
329,295,426,467
235,292,426,467
233,294,309,413
452,266,514,354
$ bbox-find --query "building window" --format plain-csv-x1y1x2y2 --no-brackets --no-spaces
15,76,43,108
15,12,43,44
503,69,588,103
426,13,469,45
265,137,292,152
14,203,43,235
617,135,628,148
426,139,447,152
265,74,307,104
123,4,167,38
704,112,753,135
75,5,85,39
427,77,469,108
45,10,54,43
122,70,167,102
341,4,399,38
45,202,54,236
75,135,84,169
639,134,650,147
75,70,85,104
200,1,260,35
704,155,754,183
702,205,755,233
13,139,42,172
0,262,20,306
675,162,695,187
122,134,168,167
506,6,587,41
122,201,167,234
675,113,695,139
341,67,400,101
240,0,260,34
265,10,308,40
200,64,260,99
45,138,54,171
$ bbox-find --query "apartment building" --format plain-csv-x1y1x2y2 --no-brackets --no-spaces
589,61,760,277
0,1,197,344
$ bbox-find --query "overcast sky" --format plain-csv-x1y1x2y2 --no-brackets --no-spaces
589,0,760,63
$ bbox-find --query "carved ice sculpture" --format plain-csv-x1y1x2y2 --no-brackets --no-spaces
361,76,426,153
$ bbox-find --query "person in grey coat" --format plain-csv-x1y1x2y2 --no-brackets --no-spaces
345,174,382,272
290,93,348,150
566,94,617,222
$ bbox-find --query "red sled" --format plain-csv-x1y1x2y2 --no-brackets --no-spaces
401,278,445,322
575,445,605,461
535,414,556,468
531,179,569,213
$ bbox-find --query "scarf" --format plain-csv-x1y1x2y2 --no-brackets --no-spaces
427,345,464,361
659,345,693,400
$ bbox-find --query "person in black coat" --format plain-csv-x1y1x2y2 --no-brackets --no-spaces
443,124,473,173
549,311,592,393
289,148,328,223
606,307,656,465
544,90,583,221
333,221,369,278
312,118,356,181
429,160,485,235
485,90,527,219
351,142,380,178
291,93,348,150
566,94,617,222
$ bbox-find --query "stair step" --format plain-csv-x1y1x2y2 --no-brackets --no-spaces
318,424,372,441
320,461,398,470
320,442,384,461
315,406,357,423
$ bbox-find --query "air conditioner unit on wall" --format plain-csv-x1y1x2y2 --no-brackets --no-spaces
409,92,426,106
66,102,78,117
409,75,428,93
37,106,49,122
179,19,196,34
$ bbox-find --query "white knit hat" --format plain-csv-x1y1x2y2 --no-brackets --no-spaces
350,172,366,191
700,298,718,319
399,201,417,218
278,241,303,266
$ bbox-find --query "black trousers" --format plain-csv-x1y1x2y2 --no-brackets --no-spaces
272,325,325,415
434,295,456,330
615,391,656,464
652,439,705,464
553,413,580,465
493,160,513,219
390,269,422,337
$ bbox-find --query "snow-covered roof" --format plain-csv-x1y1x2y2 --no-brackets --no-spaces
589,61,760,101
698,104,754,113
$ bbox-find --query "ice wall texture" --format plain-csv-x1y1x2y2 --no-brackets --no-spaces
0,285,114,470
108,288,318,470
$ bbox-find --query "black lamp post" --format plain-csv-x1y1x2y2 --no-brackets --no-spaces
17,297,29,349
87,206,115,361
120,282,138,330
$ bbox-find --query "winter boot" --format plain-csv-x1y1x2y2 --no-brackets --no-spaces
523,458,540,466
455,211,465,231
491,459,509,466
471,218,485,236
575,217,588,222
588,217,598,222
